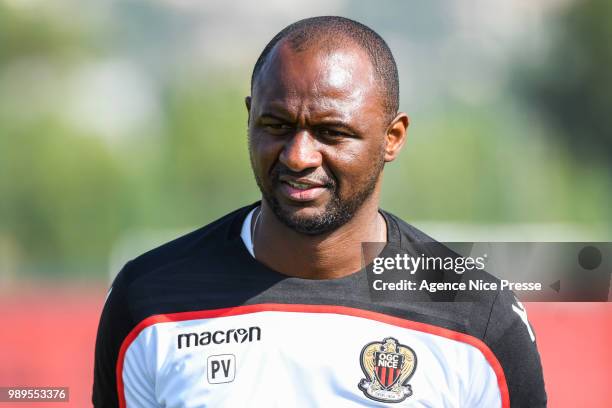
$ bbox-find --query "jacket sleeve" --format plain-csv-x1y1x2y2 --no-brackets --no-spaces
92,262,137,407
483,289,548,407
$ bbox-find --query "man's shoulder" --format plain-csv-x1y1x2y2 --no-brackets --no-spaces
118,203,255,286
381,209,437,244
381,209,510,334
382,209,501,282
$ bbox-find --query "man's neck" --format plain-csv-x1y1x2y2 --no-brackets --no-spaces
252,198,387,279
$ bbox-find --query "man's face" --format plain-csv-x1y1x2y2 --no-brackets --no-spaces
247,41,390,235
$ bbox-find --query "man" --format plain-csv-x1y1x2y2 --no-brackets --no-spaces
93,16,547,407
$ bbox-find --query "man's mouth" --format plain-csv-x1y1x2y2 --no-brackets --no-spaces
278,177,329,202
285,180,321,190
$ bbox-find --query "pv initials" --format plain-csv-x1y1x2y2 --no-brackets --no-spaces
207,354,236,384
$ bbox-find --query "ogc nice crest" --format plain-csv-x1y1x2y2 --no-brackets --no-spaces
358,337,417,403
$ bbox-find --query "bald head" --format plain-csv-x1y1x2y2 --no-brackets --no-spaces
251,16,399,122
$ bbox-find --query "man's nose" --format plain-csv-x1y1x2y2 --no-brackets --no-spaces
279,130,322,172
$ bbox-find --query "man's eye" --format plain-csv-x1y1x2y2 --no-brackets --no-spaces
264,123,292,132
317,128,345,138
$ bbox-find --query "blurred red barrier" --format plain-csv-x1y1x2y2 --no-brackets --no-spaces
0,284,106,408
0,285,609,407
527,302,612,407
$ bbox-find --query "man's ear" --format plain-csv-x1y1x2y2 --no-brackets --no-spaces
245,96,252,125
384,112,409,162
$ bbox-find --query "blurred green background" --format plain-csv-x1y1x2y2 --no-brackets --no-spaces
1,0,611,283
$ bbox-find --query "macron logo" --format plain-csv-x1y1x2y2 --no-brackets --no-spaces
177,327,261,349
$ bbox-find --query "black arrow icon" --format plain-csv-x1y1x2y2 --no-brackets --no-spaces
549,280,561,293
